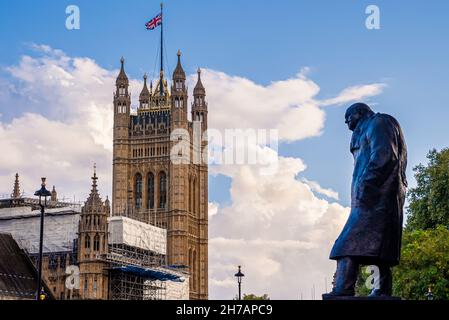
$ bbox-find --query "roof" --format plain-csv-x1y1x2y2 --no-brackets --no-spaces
0,208,80,254
0,233,53,299
110,265,185,282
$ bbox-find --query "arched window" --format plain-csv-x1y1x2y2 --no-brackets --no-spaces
93,234,100,251
135,173,143,209
147,173,155,209
193,250,197,291
84,278,88,298
85,235,90,249
193,178,197,214
188,177,192,212
189,248,193,290
176,80,183,91
159,172,167,209
93,278,97,298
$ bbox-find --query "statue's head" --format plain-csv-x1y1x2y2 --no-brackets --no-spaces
345,103,374,131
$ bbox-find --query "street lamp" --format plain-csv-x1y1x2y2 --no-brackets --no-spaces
426,287,434,300
34,177,51,301
234,265,245,300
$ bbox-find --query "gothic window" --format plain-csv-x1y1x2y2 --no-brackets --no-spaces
93,278,97,298
93,234,100,251
84,278,88,298
135,173,143,209
188,177,192,212
176,80,182,91
85,235,90,249
193,250,197,291
119,87,125,96
193,178,197,214
147,173,155,209
189,248,193,290
175,98,180,108
159,172,167,209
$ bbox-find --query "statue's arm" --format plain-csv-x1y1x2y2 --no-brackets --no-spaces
358,116,399,200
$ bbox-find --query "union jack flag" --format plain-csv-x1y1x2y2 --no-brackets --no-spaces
145,13,162,30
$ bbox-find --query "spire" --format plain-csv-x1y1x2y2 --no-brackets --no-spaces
92,163,98,191
140,73,150,99
82,164,108,218
116,56,129,85
11,173,21,199
194,68,206,96
173,50,186,81
51,185,57,202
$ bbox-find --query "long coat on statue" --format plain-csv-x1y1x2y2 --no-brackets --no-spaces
330,113,407,266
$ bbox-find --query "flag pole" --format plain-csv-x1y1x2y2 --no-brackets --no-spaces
160,2,164,95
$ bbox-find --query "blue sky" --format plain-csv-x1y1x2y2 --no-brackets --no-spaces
1,0,449,299
2,0,448,206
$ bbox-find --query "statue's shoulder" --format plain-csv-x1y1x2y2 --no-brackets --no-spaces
370,113,400,128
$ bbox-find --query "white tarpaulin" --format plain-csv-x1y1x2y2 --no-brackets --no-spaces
108,216,167,255
0,206,80,254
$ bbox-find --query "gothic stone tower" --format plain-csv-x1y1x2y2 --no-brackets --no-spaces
112,52,208,300
78,168,110,300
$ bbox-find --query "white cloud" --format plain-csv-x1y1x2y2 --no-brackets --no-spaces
209,152,350,299
0,113,111,202
320,83,386,107
302,178,339,201
189,70,385,142
0,45,386,300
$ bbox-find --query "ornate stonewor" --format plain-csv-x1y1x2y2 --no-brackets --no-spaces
78,165,110,300
111,52,208,300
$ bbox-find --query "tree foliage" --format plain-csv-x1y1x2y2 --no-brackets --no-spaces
393,226,449,300
406,148,449,230
242,294,270,300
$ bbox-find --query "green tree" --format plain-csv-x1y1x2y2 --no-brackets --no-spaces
406,148,449,231
236,294,270,300
393,226,449,300
355,266,374,296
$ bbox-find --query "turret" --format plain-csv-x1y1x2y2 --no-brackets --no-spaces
192,68,208,131
78,165,109,300
139,74,150,110
11,173,21,199
51,186,57,202
114,57,131,118
171,50,188,124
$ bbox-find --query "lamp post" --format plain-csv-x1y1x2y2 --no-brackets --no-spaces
426,287,434,300
34,177,51,301
234,265,244,300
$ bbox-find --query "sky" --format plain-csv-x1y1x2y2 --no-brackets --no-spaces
1,0,449,300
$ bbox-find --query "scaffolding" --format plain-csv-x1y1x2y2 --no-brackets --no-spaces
0,200,189,300
112,204,169,230
109,269,168,300
105,215,189,300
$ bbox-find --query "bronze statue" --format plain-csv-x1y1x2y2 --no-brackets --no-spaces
323,103,407,298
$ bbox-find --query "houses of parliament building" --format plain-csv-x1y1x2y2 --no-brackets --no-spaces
112,51,209,299
0,51,208,300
